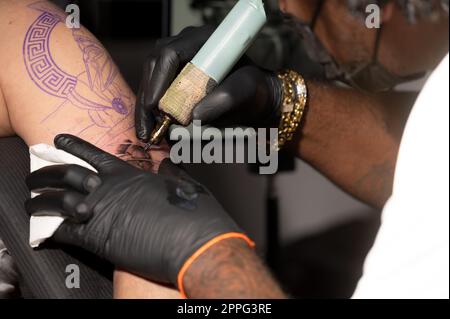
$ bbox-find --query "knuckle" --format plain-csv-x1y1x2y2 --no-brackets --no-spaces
84,174,101,192
75,202,89,216
143,57,156,72
222,91,235,107
64,164,78,180
62,192,73,207
160,46,179,61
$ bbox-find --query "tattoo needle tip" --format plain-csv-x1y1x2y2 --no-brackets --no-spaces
147,115,172,149
144,142,153,152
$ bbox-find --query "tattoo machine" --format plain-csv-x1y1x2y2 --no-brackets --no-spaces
148,0,267,146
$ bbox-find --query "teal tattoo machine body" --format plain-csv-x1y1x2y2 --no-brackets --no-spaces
149,0,267,145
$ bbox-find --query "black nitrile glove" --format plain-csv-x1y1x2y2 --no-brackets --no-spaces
25,134,252,287
136,25,283,142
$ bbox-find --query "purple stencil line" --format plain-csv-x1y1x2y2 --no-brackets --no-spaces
24,2,133,136
68,90,110,111
23,12,77,98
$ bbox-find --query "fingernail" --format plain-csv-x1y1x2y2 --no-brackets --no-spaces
54,134,67,146
75,202,92,222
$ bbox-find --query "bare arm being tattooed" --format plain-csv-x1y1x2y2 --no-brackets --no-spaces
184,238,286,299
0,0,178,298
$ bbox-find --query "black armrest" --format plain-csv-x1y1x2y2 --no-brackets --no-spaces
0,137,113,299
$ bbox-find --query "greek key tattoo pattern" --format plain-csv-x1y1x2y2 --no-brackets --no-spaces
22,1,170,172
23,1,132,138
23,12,77,98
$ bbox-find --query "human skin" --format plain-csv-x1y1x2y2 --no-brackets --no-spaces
25,135,286,299
0,0,179,299
279,0,449,208
184,238,285,299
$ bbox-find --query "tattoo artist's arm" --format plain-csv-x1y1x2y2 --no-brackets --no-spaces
132,25,415,209
290,82,416,209
184,238,286,299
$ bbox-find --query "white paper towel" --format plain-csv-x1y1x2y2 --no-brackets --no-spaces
29,144,96,248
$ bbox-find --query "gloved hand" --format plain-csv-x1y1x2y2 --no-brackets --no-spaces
136,25,284,142
25,134,253,289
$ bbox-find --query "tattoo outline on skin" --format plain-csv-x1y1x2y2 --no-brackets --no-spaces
23,1,133,146
117,140,155,172
22,1,171,171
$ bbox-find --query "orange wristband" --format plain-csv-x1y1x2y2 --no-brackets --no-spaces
177,232,256,299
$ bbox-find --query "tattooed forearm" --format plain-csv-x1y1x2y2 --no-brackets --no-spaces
24,1,134,148
24,1,171,174
14,0,176,299
183,238,286,299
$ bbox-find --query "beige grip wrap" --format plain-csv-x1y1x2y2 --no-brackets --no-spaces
159,63,218,126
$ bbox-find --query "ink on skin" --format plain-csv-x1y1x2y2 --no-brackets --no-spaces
116,140,154,171
23,1,165,171
23,1,170,172
23,1,133,146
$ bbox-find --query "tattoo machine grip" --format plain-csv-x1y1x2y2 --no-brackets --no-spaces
150,0,267,145
159,63,217,126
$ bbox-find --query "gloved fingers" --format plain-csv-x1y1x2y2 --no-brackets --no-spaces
192,69,250,124
25,191,91,223
135,58,158,142
143,33,192,114
52,222,86,248
144,47,181,112
135,97,157,143
140,26,216,136
193,66,280,127
154,36,173,48
54,134,124,173
26,164,101,194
